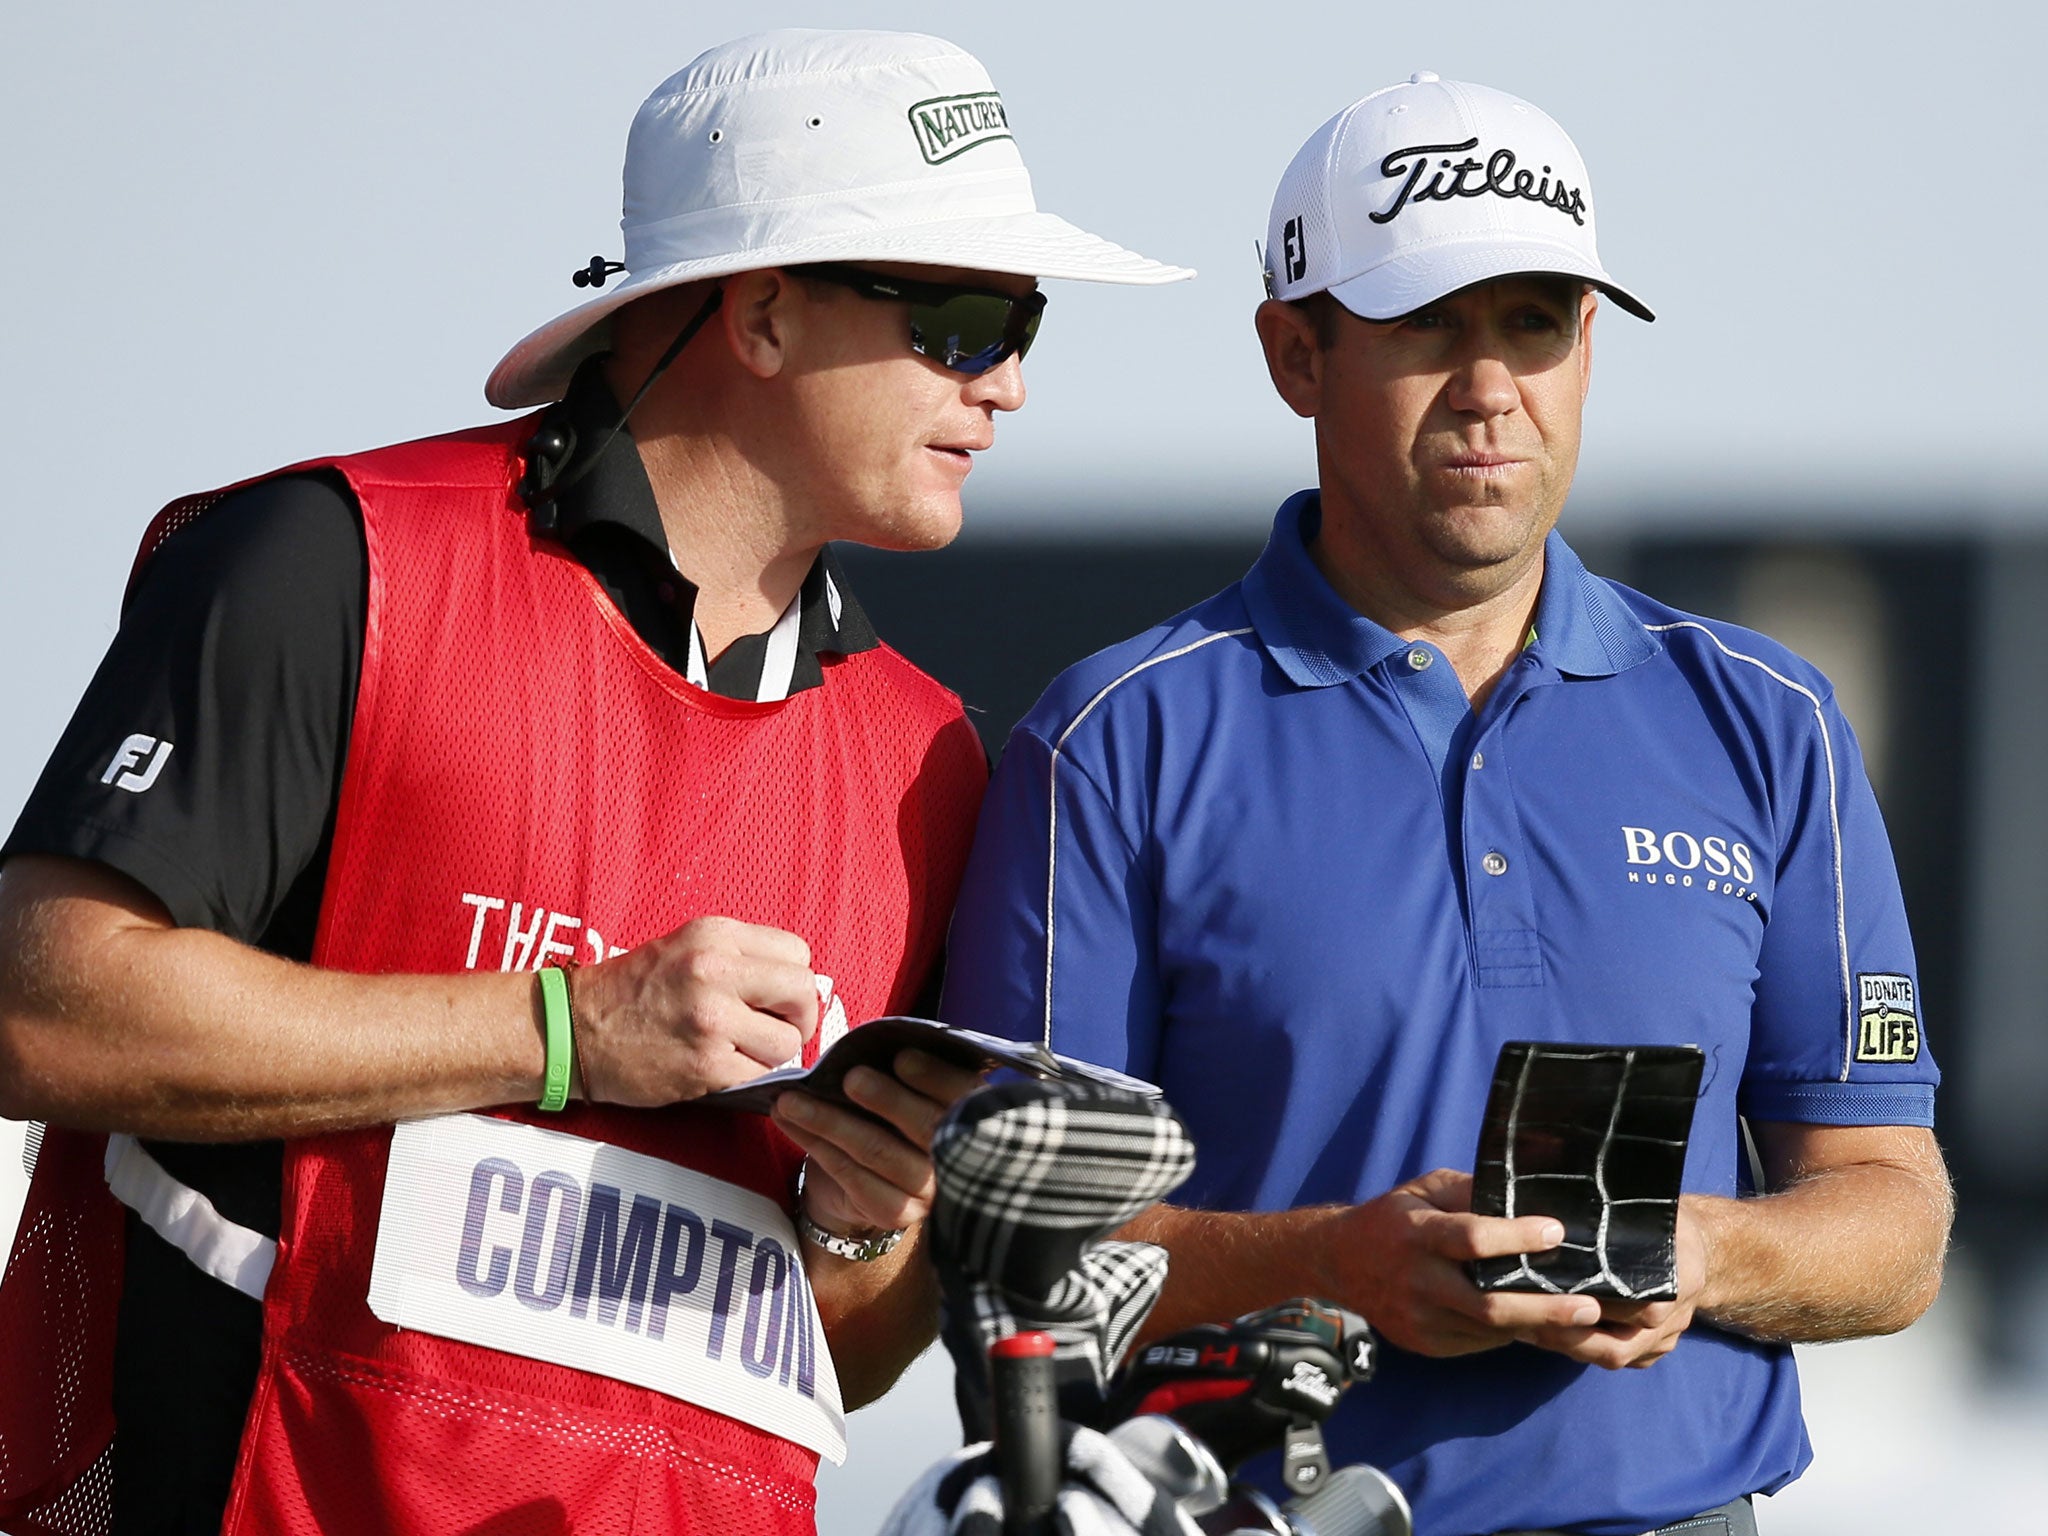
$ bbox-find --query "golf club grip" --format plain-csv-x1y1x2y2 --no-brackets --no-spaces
990,1332,1060,1536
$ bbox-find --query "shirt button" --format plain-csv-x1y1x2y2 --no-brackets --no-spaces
1406,647,1433,672
1471,751,1486,770
1482,850,1509,876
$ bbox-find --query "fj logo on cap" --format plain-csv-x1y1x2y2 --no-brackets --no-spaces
1372,137,1588,227
908,92,1011,165
1855,974,1920,1063
1282,217,1307,283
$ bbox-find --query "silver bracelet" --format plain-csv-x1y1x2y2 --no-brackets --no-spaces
794,1159,905,1263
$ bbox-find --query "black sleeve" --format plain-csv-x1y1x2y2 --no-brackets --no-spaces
2,472,365,948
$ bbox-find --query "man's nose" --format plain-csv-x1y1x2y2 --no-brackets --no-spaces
965,353,1027,413
1445,351,1518,419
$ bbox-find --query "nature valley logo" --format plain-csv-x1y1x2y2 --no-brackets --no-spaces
908,92,1011,164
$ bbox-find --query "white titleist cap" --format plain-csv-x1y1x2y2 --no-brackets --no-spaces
1263,72,1651,323
488,29,1195,408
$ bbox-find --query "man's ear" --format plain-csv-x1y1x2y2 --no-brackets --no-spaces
1254,298,1324,420
1578,288,1598,402
720,268,799,380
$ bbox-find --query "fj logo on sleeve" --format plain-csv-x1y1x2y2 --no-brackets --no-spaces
100,733,174,793
1855,973,1920,1062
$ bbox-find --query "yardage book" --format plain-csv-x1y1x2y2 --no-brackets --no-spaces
703,1016,1160,1116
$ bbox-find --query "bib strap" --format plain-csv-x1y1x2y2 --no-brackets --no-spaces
103,1133,277,1300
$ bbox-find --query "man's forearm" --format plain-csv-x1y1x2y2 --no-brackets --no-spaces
0,854,834,1139
809,1225,941,1409
0,858,542,1139
1121,1176,1603,1360
1690,1126,1953,1343
1119,1202,1350,1340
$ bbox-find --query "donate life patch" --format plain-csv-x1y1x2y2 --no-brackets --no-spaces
1854,973,1920,1063
368,1113,845,1462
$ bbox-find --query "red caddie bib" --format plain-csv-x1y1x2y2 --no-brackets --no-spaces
0,419,986,1536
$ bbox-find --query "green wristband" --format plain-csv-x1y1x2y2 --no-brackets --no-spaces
536,967,574,1112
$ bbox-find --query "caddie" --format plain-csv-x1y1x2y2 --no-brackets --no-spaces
0,29,1188,1535
942,72,1950,1536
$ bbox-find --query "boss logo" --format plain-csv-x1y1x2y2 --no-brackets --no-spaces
1621,825,1759,899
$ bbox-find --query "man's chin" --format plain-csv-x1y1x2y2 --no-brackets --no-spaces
846,499,964,554
1422,506,1552,565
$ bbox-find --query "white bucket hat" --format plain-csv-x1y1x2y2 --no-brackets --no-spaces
1264,72,1652,323
487,29,1195,409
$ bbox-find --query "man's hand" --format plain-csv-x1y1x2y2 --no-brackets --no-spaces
1322,1168,1606,1356
770,1048,984,1236
1513,1200,1709,1369
778,1049,986,1408
1134,1125,1951,1365
571,916,820,1106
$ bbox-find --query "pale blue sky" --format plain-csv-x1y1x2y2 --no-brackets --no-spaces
8,0,2042,928
5,3,2042,997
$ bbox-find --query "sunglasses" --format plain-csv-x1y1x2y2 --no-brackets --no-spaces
796,264,1046,376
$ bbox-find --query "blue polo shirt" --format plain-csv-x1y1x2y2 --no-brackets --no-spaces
941,492,1936,1536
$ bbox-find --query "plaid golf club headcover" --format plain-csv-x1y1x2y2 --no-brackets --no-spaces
927,1078,1196,1437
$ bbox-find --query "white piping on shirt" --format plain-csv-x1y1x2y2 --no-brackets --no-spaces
1041,630,1254,1050
685,617,709,691
104,1133,276,1300
1644,621,1854,1080
754,593,804,704
683,594,802,702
